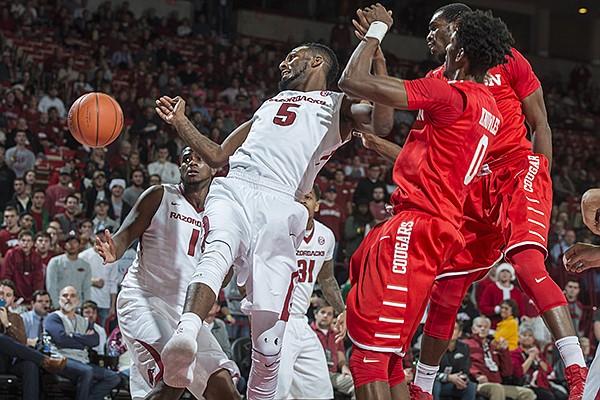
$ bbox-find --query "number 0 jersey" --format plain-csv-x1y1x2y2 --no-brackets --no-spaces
228,90,346,199
290,220,335,316
120,184,208,311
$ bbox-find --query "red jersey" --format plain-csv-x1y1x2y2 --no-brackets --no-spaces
391,78,502,229
427,48,539,163
0,228,20,256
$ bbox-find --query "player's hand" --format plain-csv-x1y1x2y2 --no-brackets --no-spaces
334,310,347,343
563,242,600,273
362,3,393,28
155,95,186,125
95,229,117,264
353,130,379,150
353,9,387,63
581,188,600,234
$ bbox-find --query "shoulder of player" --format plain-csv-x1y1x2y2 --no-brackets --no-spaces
314,220,335,242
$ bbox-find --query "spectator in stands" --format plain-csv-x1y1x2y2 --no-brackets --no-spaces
0,146,16,212
579,337,595,367
7,177,30,214
7,118,43,155
344,199,375,260
122,168,145,206
23,169,36,195
88,148,110,177
54,194,82,234
79,228,118,325
433,321,476,400
108,140,132,173
107,178,131,224
205,298,233,359
0,280,66,400
18,212,35,234
563,279,585,336
45,285,121,400
84,170,110,218
329,168,354,214
369,186,389,224
34,231,53,268
44,166,74,217
317,185,344,252
45,225,63,258
550,229,577,266
553,165,577,205
81,300,107,357
37,85,66,118
0,205,21,260
148,173,161,186
0,230,44,303
111,43,134,70
464,316,534,400
22,289,51,347
456,285,479,333
91,199,120,233
29,189,50,232
493,299,520,351
130,106,160,148
147,144,179,184
217,77,241,104
124,151,146,180
510,325,561,400
312,303,355,400
353,163,387,203
46,233,91,306
77,219,94,251
479,263,525,329
6,131,35,178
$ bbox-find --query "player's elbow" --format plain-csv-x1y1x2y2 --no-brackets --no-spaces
338,72,361,96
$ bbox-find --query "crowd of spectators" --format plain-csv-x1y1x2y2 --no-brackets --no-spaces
0,0,597,399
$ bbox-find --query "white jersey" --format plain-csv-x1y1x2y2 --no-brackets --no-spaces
120,184,208,310
228,90,346,198
290,220,335,315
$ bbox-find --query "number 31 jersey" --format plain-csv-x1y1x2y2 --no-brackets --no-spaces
228,90,346,199
120,184,208,312
289,220,335,316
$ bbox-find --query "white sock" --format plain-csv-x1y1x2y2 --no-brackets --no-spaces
414,361,439,393
177,312,203,338
555,336,586,367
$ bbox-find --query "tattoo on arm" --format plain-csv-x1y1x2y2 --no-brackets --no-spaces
318,260,345,315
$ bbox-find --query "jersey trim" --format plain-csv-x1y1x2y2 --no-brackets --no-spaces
504,241,548,259
177,184,204,213
304,224,315,244
348,332,405,355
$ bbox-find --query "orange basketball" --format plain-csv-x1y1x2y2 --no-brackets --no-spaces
68,92,124,148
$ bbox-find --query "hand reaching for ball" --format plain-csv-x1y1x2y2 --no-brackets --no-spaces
155,96,187,125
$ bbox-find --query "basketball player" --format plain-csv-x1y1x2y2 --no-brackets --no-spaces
275,184,346,399
337,5,512,399
95,147,241,400
154,42,393,399
351,4,588,398
563,188,600,400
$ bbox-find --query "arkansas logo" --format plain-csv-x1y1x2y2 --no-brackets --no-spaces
318,236,325,245
320,90,331,97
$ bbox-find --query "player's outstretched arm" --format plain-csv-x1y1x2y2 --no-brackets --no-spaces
338,6,409,111
354,131,401,163
316,259,347,342
522,87,552,171
563,242,600,273
156,95,253,168
581,188,600,235
95,186,164,264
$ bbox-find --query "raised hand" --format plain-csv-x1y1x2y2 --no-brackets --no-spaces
95,229,117,264
563,242,600,273
362,3,394,28
155,96,187,125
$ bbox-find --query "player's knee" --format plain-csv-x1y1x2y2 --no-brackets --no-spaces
190,241,233,295
252,320,286,357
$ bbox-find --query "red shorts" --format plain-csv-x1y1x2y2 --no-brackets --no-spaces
438,152,551,278
346,211,464,354
349,346,405,388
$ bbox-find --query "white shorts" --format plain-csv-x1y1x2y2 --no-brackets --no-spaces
200,172,308,318
583,345,600,400
117,287,240,400
275,315,333,399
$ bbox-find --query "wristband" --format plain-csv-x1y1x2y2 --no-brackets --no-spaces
364,21,389,44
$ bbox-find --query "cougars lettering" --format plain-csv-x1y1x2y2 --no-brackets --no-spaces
169,211,203,227
523,155,540,193
392,221,414,274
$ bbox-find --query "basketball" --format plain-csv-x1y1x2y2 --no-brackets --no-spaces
67,92,124,148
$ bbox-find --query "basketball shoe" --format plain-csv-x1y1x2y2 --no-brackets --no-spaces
564,364,588,400
162,331,197,388
409,384,433,400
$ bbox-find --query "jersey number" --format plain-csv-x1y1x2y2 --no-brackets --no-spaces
464,134,489,185
297,259,315,283
273,103,300,126
187,229,200,256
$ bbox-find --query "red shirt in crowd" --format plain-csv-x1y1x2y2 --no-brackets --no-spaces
311,321,344,374
478,282,526,329
0,246,45,302
316,201,344,242
464,334,513,383
0,228,20,256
